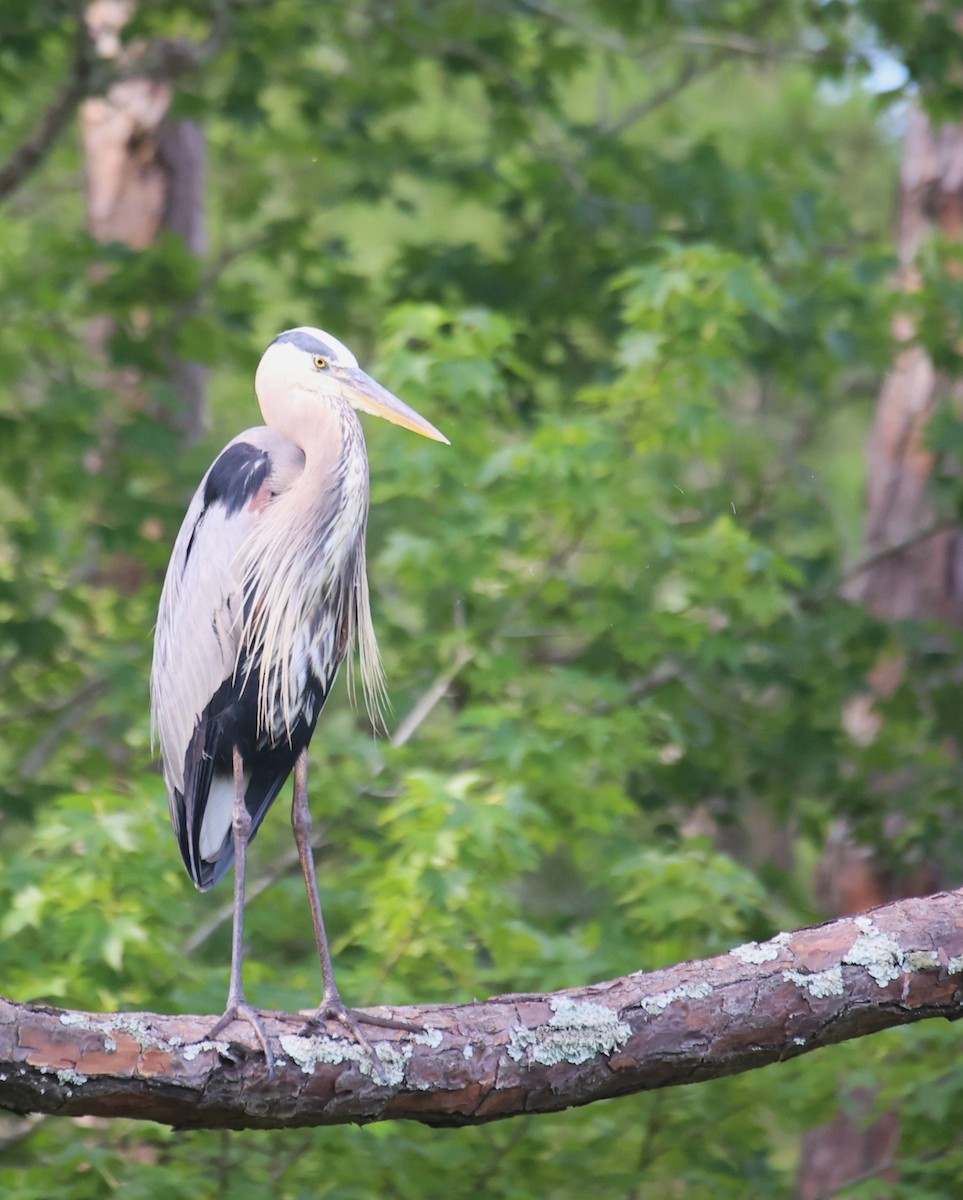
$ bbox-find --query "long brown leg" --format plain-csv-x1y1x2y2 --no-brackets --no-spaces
290,749,421,1074
292,749,344,1011
208,746,275,1074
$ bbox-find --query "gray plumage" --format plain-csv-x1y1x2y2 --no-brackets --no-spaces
150,326,447,1068
151,328,446,890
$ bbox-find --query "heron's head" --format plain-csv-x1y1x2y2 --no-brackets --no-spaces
255,327,449,445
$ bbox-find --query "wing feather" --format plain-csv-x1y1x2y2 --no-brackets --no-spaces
150,427,305,884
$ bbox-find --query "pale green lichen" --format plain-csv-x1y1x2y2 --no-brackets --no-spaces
54,1009,434,1083
279,1031,367,1073
639,981,712,1016
843,916,904,987
181,1040,229,1062
837,915,962,988
372,1043,412,1086
103,1014,160,1045
58,1011,232,1062
903,949,939,971
782,965,844,998
507,996,631,1066
463,1044,474,1060
55,1068,89,1086
278,1032,410,1085
58,1013,117,1053
904,949,963,975
730,931,791,965
734,917,963,1001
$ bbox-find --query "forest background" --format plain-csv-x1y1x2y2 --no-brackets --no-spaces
3,0,963,1196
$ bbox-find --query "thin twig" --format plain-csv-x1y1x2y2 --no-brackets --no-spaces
0,678,106,730
623,1093,666,1200
18,681,109,780
509,0,632,54
180,838,309,955
673,31,821,60
596,57,709,141
842,520,955,584
390,645,474,749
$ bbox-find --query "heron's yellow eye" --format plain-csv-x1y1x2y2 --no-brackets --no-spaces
313,355,329,370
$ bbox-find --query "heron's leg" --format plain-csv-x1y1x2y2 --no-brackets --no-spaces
292,749,343,1011
291,750,421,1060
208,746,275,1075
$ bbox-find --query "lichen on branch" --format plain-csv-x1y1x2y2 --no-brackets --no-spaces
0,891,961,1131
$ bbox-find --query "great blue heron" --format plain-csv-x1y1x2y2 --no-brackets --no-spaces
151,327,447,1070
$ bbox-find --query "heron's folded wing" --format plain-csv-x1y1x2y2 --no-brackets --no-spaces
150,428,305,838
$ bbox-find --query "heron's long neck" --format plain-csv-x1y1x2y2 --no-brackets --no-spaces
296,404,368,544
243,403,377,734
292,403,382,725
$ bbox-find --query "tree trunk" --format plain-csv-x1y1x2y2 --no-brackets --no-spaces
849,105,963,624
801,104,963,1200
80,0,208,442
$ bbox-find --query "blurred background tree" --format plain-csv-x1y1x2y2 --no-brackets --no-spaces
2,0,963,1195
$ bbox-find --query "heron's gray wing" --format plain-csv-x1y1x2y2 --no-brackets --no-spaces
150,427,305,874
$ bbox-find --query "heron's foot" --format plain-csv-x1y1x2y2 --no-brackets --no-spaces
352,1009,425,1034
298,1000,424,1036
210,999,275,1078
296,994,422,1083
300,999,385,1081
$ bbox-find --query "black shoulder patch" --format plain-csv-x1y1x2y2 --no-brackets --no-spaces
203,442,272,516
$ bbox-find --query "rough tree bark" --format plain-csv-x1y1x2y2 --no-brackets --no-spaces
80,0,209,442
848,104,963,624
0,891,961,1131
802,105,963,1200
0,2,231,208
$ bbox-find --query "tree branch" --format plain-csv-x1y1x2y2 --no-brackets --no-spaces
595,56,715,140
2,890,962,1130
0,0,238,205
0,18,96,203
841,519,956,585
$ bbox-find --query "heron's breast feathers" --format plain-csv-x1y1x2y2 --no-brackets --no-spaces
237,472,383,740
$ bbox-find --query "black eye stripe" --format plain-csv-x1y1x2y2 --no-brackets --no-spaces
272,330,336,358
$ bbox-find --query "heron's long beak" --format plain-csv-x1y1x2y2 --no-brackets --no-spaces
341,369,450,444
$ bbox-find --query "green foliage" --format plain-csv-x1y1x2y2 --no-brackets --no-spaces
1,0,962,1196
